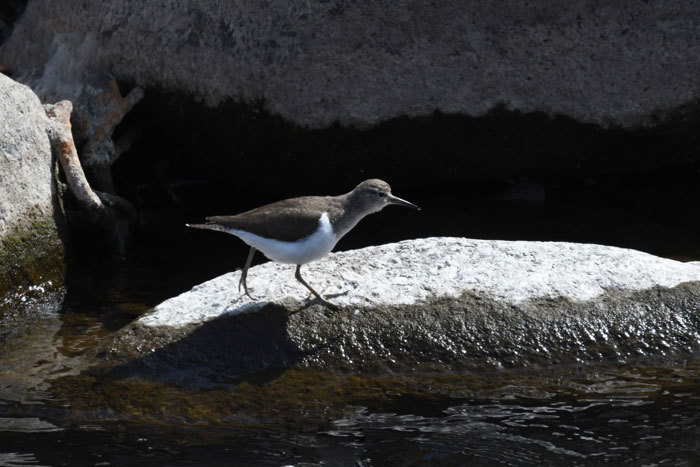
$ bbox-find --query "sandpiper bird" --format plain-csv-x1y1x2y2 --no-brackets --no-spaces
187,179,419,308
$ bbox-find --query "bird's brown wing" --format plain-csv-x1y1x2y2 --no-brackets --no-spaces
206,196,338,242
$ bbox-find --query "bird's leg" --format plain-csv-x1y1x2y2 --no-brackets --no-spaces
295,265,338,309
239,246,256,299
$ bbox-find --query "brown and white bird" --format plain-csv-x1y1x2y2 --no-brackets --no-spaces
187,179,419,308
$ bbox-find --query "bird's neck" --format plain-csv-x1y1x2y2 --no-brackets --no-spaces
331,192,373,240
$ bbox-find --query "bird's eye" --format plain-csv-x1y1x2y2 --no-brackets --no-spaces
377,191,387,198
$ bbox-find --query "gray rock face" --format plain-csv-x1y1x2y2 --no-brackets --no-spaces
0,72,64,310
0,73,54,236
2,1,699,128
104,238,700,376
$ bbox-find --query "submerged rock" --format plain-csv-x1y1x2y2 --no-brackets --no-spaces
103,237,700,376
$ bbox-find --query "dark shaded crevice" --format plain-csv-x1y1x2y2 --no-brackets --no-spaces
112,93,700,202
111,91,700,250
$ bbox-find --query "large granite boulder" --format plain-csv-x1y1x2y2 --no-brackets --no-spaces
102,237,700,377
1,1,699,128
0,72,64,319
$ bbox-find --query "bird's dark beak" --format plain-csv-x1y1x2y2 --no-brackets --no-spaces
388,194,420,210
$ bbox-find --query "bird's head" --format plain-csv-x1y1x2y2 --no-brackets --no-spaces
350,179,419,214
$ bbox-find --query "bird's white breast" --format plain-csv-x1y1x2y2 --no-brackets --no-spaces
229,212,338,265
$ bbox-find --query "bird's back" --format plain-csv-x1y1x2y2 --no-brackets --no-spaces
197,195,344,242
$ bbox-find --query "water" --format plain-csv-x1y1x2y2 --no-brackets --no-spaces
2,348,700,465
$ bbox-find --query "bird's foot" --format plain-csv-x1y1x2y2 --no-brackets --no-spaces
242,289,256,300
295,265,338,310
238,282,257,300
238,278,256,300
306,293,338,310
301,290,336,309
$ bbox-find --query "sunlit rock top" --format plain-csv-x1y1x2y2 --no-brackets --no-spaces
140,237,700,328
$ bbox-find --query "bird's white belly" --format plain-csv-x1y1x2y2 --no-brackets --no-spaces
229,212,338,265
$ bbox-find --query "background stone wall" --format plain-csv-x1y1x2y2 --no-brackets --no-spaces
1,0,699,128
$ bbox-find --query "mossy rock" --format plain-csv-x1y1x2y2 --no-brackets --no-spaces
0,215,65,320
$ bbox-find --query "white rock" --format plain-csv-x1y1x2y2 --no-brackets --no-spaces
140,237,700,328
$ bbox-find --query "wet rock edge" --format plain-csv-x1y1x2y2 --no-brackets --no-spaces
0,212,65,337
98,282,700,378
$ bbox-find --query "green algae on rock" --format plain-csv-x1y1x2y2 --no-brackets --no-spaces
0,216,65,343
0,216,65,297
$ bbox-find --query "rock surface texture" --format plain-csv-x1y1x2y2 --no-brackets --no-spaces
0,72,64,302
105,238,700,377
2,1,699,128
0,73,54,237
